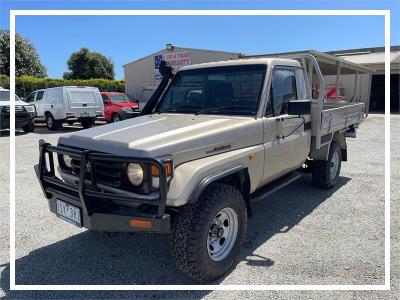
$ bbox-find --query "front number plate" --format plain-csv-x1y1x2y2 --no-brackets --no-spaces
56,200,82,227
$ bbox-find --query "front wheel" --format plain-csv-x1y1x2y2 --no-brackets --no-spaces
22,120,35,133
46,113,59,130
171,183,247,282
312,142,342,189
112,113,121,123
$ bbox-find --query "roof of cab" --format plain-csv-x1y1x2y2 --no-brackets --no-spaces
179,58,301,71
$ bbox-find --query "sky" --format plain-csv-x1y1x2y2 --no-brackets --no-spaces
0,0,399,79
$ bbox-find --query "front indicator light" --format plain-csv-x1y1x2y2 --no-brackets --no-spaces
151,160,173,189
150,161,173,177
127,163,144,186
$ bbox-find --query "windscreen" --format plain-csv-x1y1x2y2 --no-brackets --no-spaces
156,65,266,116
0,90,22,101
69,91,96,103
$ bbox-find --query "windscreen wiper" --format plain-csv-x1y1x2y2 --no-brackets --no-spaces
157,104,203,114
194,105,253,115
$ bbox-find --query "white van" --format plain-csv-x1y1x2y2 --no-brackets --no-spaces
25,86,104,130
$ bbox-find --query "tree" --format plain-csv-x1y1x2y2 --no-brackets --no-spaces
64,48,115,80
0,30,47,77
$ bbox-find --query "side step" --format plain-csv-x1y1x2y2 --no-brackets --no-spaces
250,172,302,202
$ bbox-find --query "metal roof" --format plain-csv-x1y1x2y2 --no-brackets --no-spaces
333,51,400,65
242,49,376,75
327,45,400,56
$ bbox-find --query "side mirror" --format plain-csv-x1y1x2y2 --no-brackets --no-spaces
288,100,311,115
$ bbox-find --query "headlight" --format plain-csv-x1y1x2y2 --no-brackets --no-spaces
121,107,132,113
24,105,36,113
63,154,73,168
127,163,144,186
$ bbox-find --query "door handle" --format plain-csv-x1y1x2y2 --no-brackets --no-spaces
50,105,53,108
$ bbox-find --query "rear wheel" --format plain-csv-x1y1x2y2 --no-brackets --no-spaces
46,113,59,130
112,113,121,123
312,142,342,189
80,117,95,128
22,120,34,133
172,183,247,281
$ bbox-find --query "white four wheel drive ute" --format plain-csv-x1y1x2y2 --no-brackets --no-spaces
0,87,36,132
35,52,370,281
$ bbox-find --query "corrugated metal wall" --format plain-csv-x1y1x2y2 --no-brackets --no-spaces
124,47,240,107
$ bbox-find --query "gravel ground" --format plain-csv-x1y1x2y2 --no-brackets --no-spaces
0,115,398,299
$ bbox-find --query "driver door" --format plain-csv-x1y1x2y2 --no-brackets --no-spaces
261,66,311,184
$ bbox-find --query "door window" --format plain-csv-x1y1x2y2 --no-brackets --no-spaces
102,94,110,104
269,67,297,116
295,68,309,99
36,91,44,101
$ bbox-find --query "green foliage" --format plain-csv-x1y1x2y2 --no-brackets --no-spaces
0,30,47,78
64,48,115,80
0,75,124,98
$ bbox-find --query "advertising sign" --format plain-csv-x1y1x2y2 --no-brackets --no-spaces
154,51,191,80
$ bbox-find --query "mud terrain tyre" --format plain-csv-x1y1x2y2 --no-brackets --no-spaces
172,183,247,281
312,142,342,189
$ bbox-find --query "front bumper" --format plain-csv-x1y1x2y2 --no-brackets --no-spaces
35,140,171,233
0,111,36,129
120,110,140,120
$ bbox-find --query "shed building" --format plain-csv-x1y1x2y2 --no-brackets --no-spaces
124,45,399,113
123,44,240,108
328,46,400,113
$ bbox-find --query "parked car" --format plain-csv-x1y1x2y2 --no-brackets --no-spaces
35,55,368,281
25,86,104,130
0,87,36,132
101,92,140,123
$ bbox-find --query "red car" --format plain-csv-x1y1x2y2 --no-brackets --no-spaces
101,92,140,123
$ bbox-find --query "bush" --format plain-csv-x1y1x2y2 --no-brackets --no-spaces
0,75,124,98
